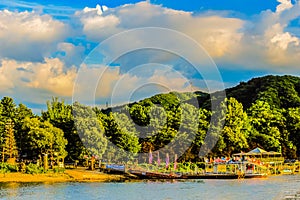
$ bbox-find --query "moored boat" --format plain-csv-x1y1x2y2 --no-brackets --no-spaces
128,169,182,179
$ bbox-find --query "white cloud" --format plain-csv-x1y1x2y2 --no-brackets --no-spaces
75,5,121,40
276,0,293,13
76,2,243,58
82,4,108,15
56,42,85,66
76,1,300,73
231,1,300,70
0,58,77,103
0,9,68,61
270,31,299,50
73,63,197,106
1,1,300,111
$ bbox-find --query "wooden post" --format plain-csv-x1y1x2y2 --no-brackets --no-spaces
90,157,95,170
2,147,4,162
44,154,48,170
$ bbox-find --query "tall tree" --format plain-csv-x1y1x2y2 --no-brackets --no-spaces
73,102,107,159
212,98,250,156
2,119,18,162
101,112,140,162
14,103,34,156
42,98,82,161
22,117,67,159
247,100,283,152
286,107,300,157
0,97,16,120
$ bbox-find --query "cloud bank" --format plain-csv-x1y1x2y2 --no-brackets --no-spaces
0,0,299,111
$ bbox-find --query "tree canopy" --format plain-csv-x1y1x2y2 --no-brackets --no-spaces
1,75,300,162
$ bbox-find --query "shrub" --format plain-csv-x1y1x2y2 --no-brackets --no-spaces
25,163,46,174
0,162,19,173
53,167,65,173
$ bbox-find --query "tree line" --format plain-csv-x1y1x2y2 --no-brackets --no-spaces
0,75,300,164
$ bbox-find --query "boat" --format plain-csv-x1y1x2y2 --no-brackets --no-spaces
101,164,126,174
185,173,240,179
128,169,266,180
243,173,267,178
128,169,182,179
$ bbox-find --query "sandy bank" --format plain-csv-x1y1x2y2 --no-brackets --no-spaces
0,168,127,183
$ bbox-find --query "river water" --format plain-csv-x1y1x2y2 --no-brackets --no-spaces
1,175,300,200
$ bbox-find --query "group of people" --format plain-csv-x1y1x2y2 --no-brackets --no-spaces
205,156,262,165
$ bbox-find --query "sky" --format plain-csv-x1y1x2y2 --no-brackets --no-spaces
0,0,299,113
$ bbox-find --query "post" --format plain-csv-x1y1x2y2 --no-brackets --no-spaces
43,154,48,170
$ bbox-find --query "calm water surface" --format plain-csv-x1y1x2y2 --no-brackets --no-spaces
1,175,300,200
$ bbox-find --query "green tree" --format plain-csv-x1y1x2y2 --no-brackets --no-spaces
0,97,16,120
286,107,300,157
42,98,82,161
73,102,107,159
14,103,34,156
174,103,200,161
0,97,17,150
2,119,18,162
101,111,140,162
247,100,283,152
215,98,250,156
22,117,67,159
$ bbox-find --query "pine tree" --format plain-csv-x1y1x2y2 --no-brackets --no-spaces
2,119,18,162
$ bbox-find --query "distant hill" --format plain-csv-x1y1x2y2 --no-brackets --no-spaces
225,75,300,109
104,75,300,113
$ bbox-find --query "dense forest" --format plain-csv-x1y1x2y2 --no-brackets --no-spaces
0,75,300,165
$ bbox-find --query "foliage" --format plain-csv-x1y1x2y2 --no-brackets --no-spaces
0,162,19,173
100,111,141,161
53,166,65,173
25,163,46,174
73,102,107,159
22,117,67,158
0,75,300,163
214,98,250,156
2,119,18,161
42,98,82,161
247,100,283,152
226,75,300,109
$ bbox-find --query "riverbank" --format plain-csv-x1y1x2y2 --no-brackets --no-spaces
0,167,127,183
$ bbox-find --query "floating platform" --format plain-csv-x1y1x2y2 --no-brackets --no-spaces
128,169,267,180
129,170,182,179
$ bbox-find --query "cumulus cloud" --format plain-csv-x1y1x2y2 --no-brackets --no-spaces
76,2,243,58
1,1,300,111
235,0,300,70
56,42,85,67
0,58,77,103
276,0,293,13
72,63,197,106
75,4,121,40
0,9,68,61
76,1,300,73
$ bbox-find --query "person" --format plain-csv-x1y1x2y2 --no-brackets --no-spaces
19,160,26,172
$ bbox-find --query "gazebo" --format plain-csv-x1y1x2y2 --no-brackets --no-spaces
233,147,283,163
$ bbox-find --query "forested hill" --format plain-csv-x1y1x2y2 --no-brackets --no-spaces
100,75,300,160
1,75,300,165
125,75,300,111
225,75,300,109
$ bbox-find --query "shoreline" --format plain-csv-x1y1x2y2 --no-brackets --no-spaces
0,168,128,183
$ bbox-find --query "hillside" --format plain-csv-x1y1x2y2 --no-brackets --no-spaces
1,74,300,165
225,75,300,109
131,75,300,111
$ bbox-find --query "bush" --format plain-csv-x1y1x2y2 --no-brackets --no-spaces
0,162,19,173
53,167,65,173
25,163,46,174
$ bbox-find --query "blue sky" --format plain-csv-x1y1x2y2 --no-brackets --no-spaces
0,0,299,113
0,0,280,14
